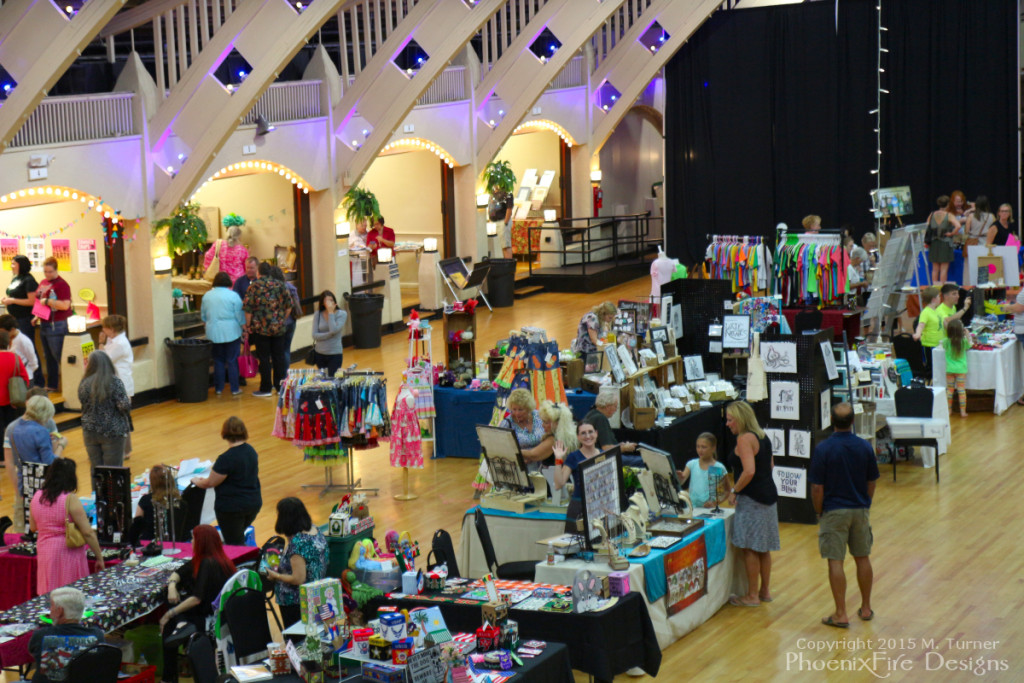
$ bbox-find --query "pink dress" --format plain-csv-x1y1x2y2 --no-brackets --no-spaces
203,242,250,283
390,392,423,468
31,491,89,594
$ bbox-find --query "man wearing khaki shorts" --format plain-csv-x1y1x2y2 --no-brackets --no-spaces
810,402,879,628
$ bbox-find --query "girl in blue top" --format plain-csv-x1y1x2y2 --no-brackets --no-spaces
677,432,728,508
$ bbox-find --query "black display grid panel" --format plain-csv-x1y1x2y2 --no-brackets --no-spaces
752,328,834,524
660,279,733,379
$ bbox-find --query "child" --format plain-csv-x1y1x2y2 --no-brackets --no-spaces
913,286,943,377
942,318,970,418
677,432,728,508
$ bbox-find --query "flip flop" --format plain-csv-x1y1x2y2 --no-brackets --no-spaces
822,616,850,629
729,595,760,607
858,609,874,621
759,596,774,603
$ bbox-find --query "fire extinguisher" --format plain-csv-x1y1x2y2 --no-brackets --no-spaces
592,186,603,216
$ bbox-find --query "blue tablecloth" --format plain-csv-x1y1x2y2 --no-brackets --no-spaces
628,516,726,603
434,387,597,458
468,505,567,522
916,248,964,285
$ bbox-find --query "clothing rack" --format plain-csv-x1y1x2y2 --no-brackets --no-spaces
704,234,773,293
772,227,850,306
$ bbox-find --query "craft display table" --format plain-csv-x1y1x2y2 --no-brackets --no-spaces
458,506,565,579
930,340,1024,415
534,509,743,650
433,387,596,459
874,385,949,468
615,402,727,467
365,587,659,682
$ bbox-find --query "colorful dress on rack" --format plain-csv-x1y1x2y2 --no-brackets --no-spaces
390,390,423,468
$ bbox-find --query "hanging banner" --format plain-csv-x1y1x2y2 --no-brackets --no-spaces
77,239,98,273
0,239,19,270
50,239,71,272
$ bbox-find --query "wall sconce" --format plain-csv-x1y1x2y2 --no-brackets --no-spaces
486,222,498,236
476,193,490,207
67,315,87,334
590,169,602,182
336,221,350,237
154,255,173,274
423,237,438,253
543,209,556,222
377,247,393,263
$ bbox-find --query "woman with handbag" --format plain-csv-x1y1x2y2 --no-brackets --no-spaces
202,225,249,284
311,290,346,376
201,272,245,396
78,351,131,473
0,329,30,444
30,458,104,594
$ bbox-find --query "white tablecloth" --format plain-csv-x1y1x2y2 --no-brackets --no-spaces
875,386,949,467
534,509,744,651
457,509,565,579
930,340,1024,415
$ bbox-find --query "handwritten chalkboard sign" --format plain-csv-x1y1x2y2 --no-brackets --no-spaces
407,646,445,683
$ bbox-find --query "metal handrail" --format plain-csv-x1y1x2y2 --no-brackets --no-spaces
525,214,663,277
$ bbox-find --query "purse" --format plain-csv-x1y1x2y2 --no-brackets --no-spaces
65,495,86,549
8,353,26,409
238,334,259,378
203,240,224,282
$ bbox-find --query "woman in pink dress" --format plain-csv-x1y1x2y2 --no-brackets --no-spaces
202,225,249,284
30,458,104,594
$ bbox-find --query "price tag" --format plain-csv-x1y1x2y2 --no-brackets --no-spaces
315,399,324,410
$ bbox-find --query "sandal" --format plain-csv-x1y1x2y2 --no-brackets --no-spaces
822,616,850,629
729,595,760,607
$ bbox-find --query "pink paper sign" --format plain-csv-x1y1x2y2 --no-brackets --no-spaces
31,299,51,320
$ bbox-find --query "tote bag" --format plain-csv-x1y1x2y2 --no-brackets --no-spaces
203,240,224,282
746,333,768,402
7,353,26,409
238,334,259,378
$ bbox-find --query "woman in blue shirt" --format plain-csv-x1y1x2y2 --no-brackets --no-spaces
201,272,245,396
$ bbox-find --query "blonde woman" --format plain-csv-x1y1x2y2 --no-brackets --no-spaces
202,224,249,284
725,400,779,608
574,302,617,353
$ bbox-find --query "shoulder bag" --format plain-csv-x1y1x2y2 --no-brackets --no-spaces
65,495,86,549
8,353,26,409
203,240,224,282
238,333,259,378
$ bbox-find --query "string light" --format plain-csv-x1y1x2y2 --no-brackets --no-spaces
512,119,576,147
380,137,458,167
189,161,313,202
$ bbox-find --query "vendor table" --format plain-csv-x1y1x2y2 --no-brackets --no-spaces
616,403,727,467
535,509,744,650
874,385,949,468
365,589,659,682
433,387,596,459
930,340,1024,415
458,506,565,579
782,307,862,341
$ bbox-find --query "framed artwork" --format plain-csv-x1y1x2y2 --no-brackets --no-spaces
578,448,626,549
650,326,670,344
671,305,683,339
654,340,667,362
821,341,840,381
788,430,811,459
683,355,705,381
722,315,751,349
605,346,625,383
475,426,531,492
770,381,800,421
820,388,832,430
764,429,785,458
584,351,602,374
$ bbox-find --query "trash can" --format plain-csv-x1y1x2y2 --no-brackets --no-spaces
164,338,211,403
346,292,384,349
485,258,516,307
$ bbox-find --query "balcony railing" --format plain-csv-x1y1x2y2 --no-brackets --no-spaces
241,80,323,125
8,92,135,149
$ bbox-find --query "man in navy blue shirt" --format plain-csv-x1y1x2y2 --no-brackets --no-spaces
231,256,260,299
810,402,879,628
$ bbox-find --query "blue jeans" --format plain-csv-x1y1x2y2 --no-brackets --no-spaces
39,319,67,391
15,317,44,387
211,339,241,393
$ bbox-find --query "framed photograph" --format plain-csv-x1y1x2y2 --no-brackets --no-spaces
578,448,626,549
722,315,751,350
650,326,670,344
584,351,602,374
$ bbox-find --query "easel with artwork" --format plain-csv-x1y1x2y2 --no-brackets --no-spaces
863,224,928,341
476,425,546,513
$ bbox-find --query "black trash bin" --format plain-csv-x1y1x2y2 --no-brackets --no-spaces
346,292,385,349
485,258,516,308
164,338,212,403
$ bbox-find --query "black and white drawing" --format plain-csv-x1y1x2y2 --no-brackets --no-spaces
788,429,811,458
770,380,800,420
671,305,683,339
761,341,798,373
684,355,705,381
820,388,832,430
821,341,839,380
764,429,785,457
722,315,751,349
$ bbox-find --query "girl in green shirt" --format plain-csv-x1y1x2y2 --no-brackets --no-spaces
942,319,970,418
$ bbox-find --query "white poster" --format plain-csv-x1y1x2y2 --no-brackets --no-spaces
821,341,839,381
764,429,785,458
26,237,45,271
788,430,811,459
761,341,798,373
770,381,800,421
722,315,751,350
820,388,832,430
772,466,807,499
683,355,705,381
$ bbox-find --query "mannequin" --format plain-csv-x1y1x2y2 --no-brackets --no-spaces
650,246,678,297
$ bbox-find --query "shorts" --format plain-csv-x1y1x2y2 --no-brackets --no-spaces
818,508,873,560
501,220,512,249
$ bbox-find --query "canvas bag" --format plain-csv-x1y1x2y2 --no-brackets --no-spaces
746,333,768,402
203,240,224,282
7,353,26,409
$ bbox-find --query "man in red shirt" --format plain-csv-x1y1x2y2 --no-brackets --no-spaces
366,215,395,260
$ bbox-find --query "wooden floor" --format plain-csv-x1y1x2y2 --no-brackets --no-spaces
5,277,1024,681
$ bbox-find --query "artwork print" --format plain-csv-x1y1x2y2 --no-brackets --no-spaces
683,355,705,381
820,388,832,430
821,341,840,381
664,535,707,615
788,430,811,459
761,341,798,373
770,381,800,421
722,315,751,349
763,429,785,458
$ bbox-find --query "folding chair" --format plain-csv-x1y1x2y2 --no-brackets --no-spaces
437,257,492,311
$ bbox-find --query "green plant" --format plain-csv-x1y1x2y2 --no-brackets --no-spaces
152,202,208,254
482,160,516,195
342,186,380,228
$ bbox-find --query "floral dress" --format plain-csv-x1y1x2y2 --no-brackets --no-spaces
275,530,328,607
390,390,423,468
574,312,601,353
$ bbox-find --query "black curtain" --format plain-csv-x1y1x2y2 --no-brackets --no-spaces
665,0,1018,267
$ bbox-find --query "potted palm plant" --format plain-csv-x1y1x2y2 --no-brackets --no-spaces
152,202,208,254
342,186,380,233
482,160,516,223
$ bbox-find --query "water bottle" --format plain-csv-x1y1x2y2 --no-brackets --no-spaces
547,542,555,565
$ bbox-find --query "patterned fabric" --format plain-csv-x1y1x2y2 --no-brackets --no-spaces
243,277,292,336
500,411,545,450
731,495,781,553
390,392,423,468
29,624,105,682
574,312,601,354
78,376,131,437
511,219,542,255
276,531,328,606
30,492,89,594
203,242,250,283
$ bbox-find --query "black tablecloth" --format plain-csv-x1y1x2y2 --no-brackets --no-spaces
365,592,660,682
617,402,727,468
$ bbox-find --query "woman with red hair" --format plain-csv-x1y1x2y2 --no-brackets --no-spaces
158,525,236,683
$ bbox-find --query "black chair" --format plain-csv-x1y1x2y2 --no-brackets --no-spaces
179,484,206,537
892,333,928,381
67,643,122,683
187,632,219,683
473,508,536,581
794,308,823,334
223,587,273,661
891,385,941,483
236,559,282,630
